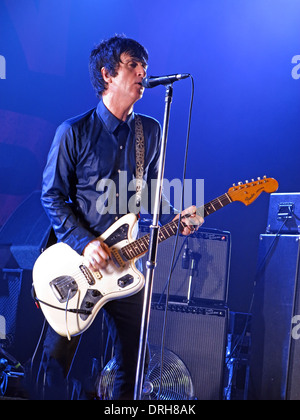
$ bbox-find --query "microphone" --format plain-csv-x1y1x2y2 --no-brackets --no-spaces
142,73,190,88
182,240,190,270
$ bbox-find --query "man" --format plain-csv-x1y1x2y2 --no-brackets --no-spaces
39,34,203,399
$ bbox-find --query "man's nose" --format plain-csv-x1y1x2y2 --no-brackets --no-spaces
137,64,146,78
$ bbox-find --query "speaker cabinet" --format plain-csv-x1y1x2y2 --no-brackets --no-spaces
148,295,228,400
0,191,52,269
0,192,51,358
140,225,231,304
250,234,300,400
0,269,23,343
267,193,300,234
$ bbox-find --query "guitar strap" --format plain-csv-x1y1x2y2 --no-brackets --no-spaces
134,114,145,210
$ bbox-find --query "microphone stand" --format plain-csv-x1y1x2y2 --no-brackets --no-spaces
134,84,174,400
186,253,196,305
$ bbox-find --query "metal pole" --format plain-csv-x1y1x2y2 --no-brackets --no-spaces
134,84,174,400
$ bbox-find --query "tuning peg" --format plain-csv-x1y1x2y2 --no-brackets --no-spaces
257,177,261,180
232,183,236,187
251,179,255,182
263,175,267,179
238,181,243,186
245,180,249,183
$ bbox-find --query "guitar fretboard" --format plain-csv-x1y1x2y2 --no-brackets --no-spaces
121,192,232,261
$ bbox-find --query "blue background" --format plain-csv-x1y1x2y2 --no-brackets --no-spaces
0,0,300,313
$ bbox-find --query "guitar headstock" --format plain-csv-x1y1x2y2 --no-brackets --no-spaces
227,176,278,206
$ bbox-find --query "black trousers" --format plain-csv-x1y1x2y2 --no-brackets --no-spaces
38,288,146,400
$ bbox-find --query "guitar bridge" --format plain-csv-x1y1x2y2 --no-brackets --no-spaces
50,276,78,303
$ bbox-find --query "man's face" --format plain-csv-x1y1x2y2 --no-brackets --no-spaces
109,52,148,104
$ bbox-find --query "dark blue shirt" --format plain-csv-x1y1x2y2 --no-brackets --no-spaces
41,100,175,254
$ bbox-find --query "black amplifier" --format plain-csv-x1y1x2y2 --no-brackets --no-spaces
139,222,231,304
266,193,300,234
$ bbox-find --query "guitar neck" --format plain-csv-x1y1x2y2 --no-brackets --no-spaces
121,192,232,261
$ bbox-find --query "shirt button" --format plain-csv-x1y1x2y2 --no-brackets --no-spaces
120,145,123,150
115,216,118,221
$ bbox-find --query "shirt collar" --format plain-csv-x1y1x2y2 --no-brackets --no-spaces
96,99,135,134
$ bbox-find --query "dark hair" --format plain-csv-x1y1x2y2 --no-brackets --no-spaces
89,34,148,98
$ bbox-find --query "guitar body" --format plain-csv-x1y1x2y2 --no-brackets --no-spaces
32,213,144,338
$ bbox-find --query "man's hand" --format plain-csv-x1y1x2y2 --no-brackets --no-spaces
173,205,204,236
82,239,111,271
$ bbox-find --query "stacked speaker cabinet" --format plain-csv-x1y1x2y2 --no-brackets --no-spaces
0,191,51,360
250,193,300,400
148,298,228,400
140,223,231,400
139,224,231,303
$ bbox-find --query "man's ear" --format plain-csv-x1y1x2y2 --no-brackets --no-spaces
101,67,112,84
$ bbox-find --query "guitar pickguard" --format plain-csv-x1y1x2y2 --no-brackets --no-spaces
103,223,129,247
80,289,103,320
79,274,133,320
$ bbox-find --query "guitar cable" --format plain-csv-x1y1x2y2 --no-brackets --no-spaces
31,286,92,316
65,288,73,341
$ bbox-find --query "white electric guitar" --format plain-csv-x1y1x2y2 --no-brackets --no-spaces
32,177,278,338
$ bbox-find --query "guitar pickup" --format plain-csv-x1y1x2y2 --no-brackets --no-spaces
118,274,134,288
79,264,98,285
111,248,127,268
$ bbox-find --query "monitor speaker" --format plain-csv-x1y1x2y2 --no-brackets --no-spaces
148,296,228,400
250,234,300,400
140,225,231,304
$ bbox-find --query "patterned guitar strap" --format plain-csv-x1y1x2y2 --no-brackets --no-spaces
134,114,145,212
